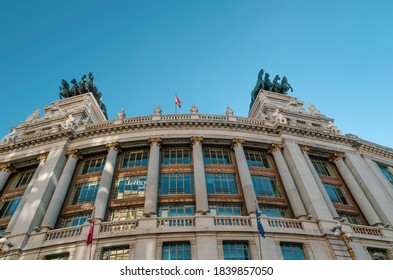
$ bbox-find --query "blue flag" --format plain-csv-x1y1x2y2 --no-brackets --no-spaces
255,206,266,238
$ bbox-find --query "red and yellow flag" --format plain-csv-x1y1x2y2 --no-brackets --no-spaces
175,95,181,108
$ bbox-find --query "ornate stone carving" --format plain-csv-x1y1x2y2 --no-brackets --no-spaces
327,121,342,135
117,109,126,119
299,145,310,153
1,128,17,145
0,162,16,173
307,104,321,115
37,154,47,162
190,104,199,114
43,102,66,119
191,136,204,144
329,152,345,163
225,106,234,116
148,137,161,147
232,138,245,149
272,109,287,124
285,99,304,113
24,109,41,124
268,143,284,154
153,105,162,115
62,115,77,130
66,149,83,159
106,141,121,151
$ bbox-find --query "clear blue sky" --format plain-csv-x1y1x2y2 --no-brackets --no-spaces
1,0,392,148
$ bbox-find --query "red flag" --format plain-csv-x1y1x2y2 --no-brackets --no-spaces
86,208,95,246
175,96,181,108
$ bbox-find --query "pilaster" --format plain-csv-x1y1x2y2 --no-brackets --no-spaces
0,163,16,192
144,137,161,216
191,136,209,214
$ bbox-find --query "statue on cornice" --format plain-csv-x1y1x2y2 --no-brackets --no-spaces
272,109,287,125
264,73,273,91
1,128,17,145
271,75,281,93
190,104,199,114
59,79,71,99
280,76,293,95
308,104,320,115
225,106,234,116
43,102,66,119
327,121,341,135
24,109,41,124
117,109,126,119
251,69,265,104
154,105,162,115
62,115,77,130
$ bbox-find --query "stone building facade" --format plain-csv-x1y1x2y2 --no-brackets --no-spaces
0,88,393,260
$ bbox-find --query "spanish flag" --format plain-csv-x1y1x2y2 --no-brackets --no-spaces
175,95,181,108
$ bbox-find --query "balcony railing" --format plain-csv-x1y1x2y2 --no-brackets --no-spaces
350,224,383,236
267,218,303,229
100,220,138,233
157,217,195,227
44,226,83,241
214,216,252,227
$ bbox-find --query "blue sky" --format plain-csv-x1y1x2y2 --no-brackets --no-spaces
1,0,392,148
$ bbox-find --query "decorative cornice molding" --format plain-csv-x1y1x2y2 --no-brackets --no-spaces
329,152,345,163
268,143,284,154
106,141,121,151
0,162,17,173
357,145,393,160
66,149,83,159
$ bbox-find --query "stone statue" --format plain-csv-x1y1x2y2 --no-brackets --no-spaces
308,104,320,115
1,128,17,145
43,102,66,119
190,104,198,114
70,79,81,96
80,74,89,93
251,69,265,103
62,114,77,130
225,106,234,116
59,79,71,99
25,109,41,123
327,121,341,135
264,73,273,91
271,75,281,93
280,76,293,95
154,105,162,115
117,109,126,119
272,109,287,124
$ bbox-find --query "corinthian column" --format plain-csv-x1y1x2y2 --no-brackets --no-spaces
0,163,16,192
41,149,83,229
94,142,121,221
329,153,382,226
232,138,257,214
269,143,307,219
299,145,339,220
191,136,209,214
144,137,161,216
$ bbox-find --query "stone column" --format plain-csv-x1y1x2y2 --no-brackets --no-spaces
364,158,393,201
191,136,209,214
282,141,333,221
231,138,258,215
5,155,47,235
0,163,16,192
268,143,308,219
144,137,161,216
329,153,382,226
41,149,83,229
299,145,339,220
344,153,393,226
10,144,67,247
94,142,121,221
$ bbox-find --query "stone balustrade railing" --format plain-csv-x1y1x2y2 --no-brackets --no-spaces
350,224,383,236
214,216,252,227
157,217,195,227
99,220,138,233
267,218,303,229
44,226,83,241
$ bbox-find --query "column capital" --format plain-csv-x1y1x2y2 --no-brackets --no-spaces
148,137,161,147
0,162,17,173
37,154,47,163
329,152,345,163
231,138,245,149
191,136,204,145
268,143,284,154
66,149,83,159
299,145,310,153
106,141,121,152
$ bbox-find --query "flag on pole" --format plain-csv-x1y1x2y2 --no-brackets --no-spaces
86,208,95,246
255,206,266,238
175,95,181,108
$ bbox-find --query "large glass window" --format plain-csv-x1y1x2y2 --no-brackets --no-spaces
9,168,35,189
324,184,348,205
367,248,390,260
206,173,238,194
311,159,334,177
60,213,91,228
68,181,100,205
113,176,146,198
280,242,306,260
159,173,194,195
252,176,280,197
245,150,270,168
120,150,149,168
260,206,289,218
162,242,191,260
203,147,232,165
102,246,130,260
0,196,22,219
44,253,70,260
378,164,393,184
161,147,192,165
338,213,362,225
108,207,144,221
223,241,250,260
158,205,195,217
209,205,242,216
80,155,106,174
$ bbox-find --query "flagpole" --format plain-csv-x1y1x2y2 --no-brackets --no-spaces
175,93,177,114
88,206,95,260
256,201,263,260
